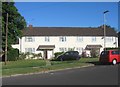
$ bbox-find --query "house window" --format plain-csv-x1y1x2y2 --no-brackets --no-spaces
92,37,96,42
77,37,83,42
68,47,75,51
45,36,50,42
59,36,66,42
59,48,67,52
112,37,114,41
25,48,35,53
106,37,113,42
25,37,35,42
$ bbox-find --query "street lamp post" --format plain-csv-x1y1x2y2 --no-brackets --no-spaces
103,10,109,51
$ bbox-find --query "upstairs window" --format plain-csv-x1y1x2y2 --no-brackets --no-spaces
45,36,50,42
25,37,35,42
77,36,83,42
106,37,114,42
92,37,96,42
59,36,66,42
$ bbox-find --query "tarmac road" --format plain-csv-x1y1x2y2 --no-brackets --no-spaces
2,64,120,85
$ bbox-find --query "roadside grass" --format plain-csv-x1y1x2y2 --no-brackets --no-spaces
0,62,2,77
2,58,99,76
2,59,46,69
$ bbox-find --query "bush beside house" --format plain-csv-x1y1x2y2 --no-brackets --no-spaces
105,47,120,50
7,48,19,61
54,52,64,58
19,52,42,60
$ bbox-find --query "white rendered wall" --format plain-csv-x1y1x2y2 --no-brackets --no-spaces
12,36,118,57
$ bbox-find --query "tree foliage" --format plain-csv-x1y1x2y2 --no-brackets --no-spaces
0,0,2,53
2,2,27,50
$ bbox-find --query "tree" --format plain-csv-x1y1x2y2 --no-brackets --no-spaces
2,2,26,62
0,1,2,55
98,25,115,29
2,2,26,50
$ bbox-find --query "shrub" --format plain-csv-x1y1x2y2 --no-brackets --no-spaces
105,47,120,50
18,52,42,60
18,52,26,60
25,52,31,59
35,53,42,58
90,49,99,58
54,52,64,58
7,48,19,61
81,51,87,58
31,53,42,59
90,50,97,58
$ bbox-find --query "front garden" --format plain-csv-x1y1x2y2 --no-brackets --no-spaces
1,58,99,76
0,48,102,77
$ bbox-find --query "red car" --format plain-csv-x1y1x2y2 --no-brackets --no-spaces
99,50,120,65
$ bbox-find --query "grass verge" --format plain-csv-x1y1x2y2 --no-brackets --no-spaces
2,58,99,76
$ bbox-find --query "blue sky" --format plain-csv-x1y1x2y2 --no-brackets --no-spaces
15,2,118,31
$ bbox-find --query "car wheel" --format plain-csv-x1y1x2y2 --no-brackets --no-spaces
60,58,63,61
112,59,117,65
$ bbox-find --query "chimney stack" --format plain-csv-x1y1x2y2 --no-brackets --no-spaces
29,25,33,29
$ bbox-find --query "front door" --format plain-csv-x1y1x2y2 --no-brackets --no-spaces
44,50,48,59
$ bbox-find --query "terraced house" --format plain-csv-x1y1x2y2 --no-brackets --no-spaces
12,25,118,59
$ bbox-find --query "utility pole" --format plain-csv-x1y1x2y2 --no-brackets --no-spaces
5,13,8,65
103,10,109,51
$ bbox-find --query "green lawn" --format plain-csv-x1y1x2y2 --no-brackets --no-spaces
2,59,46,69
1,58,99,76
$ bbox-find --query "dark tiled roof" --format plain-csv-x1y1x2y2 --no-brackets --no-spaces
22,27,117,36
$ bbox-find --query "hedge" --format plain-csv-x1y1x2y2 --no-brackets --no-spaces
105,47,120,50
7,48,19,61
54,52,64,58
